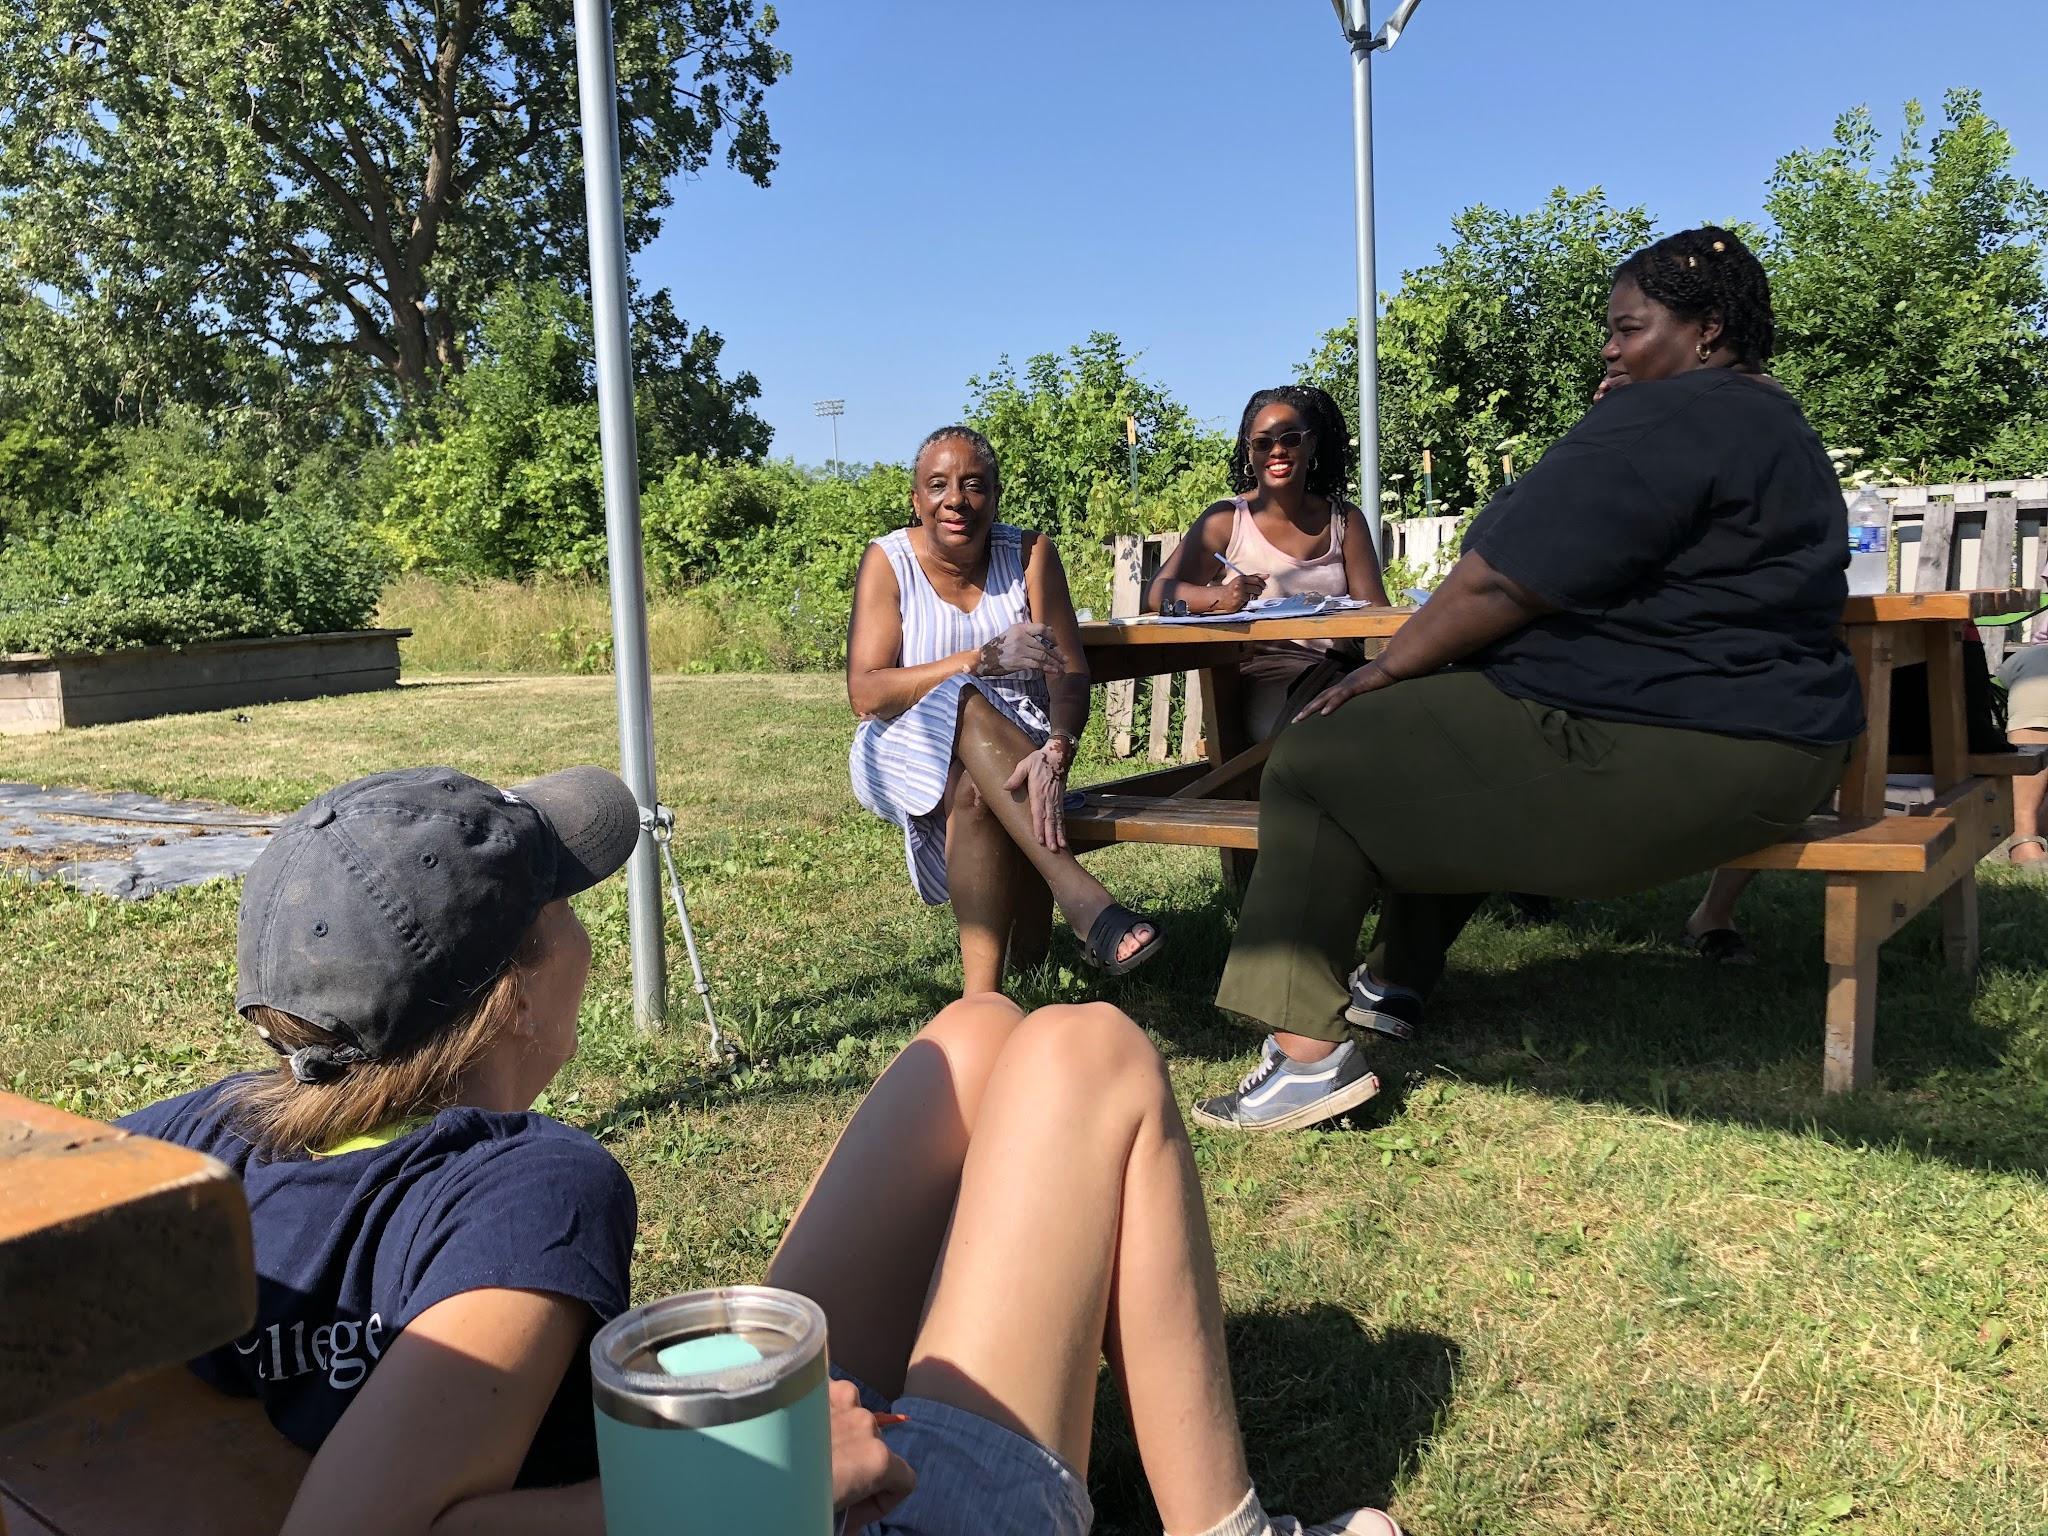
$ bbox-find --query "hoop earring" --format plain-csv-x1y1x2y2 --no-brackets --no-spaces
1696,341,1714,363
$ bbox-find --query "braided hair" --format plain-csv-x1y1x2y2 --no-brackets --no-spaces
1613,226,1775,370
1228,384,1354,499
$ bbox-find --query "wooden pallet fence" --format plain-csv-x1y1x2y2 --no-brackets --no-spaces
1880,480,2048,666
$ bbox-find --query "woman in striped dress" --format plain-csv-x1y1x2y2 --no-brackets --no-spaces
848,426,1163,995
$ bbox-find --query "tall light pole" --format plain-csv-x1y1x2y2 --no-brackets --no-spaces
572,0,665,1029
1329,0,1424,560
814,398,845,475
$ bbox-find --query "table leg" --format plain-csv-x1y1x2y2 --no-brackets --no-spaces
1199,665,1257,895
1927,621,1981,974
1838,628,1894,819
1822,877,1877,1094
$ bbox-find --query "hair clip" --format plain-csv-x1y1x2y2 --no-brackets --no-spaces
1711,240,1726,253
1686,255,1697,267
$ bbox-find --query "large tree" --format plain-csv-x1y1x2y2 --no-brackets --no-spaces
1765,91,2048,479
0,0,788,408
376,279,768,578
1299,187,1656,515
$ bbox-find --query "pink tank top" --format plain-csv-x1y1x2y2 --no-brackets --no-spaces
1222,496,1349,600
1223,497,1349,679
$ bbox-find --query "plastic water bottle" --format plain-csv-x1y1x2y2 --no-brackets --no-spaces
1846,488,1891,596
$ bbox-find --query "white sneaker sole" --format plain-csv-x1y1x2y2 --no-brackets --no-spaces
1192,1069,1382,1134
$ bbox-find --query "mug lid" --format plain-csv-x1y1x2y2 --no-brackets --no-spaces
590,1286,829,1430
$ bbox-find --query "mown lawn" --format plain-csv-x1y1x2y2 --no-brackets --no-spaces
4,674,2046,1535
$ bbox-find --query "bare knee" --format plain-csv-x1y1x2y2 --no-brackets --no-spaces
919,994,1026,1086
945,759,989,819
999,1003,1172,1115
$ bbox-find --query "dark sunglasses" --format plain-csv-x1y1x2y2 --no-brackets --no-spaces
1248,428,1312,458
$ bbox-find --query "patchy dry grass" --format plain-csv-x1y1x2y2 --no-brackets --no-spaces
4,675,2047,1534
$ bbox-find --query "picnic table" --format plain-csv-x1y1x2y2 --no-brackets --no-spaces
1068,590,2042,1094
0,1092,304,1535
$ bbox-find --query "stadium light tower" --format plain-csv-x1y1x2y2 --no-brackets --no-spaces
815,398,845,475
1328,0,1425,558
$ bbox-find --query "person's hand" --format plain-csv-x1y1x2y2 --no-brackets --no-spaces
1213,572,1267,613
1592,371,1630,403
1292,661,1397,722
974,622,1065,678
1004,742,1070,851
829,1379,916,1528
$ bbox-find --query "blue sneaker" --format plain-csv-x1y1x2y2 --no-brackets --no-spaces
1192,1038,1381,1133
1344,966,1425,1040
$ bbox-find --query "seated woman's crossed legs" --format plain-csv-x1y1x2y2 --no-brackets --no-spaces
943,689,1155,994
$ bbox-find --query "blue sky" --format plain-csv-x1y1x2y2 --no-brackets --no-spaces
639,0,2048,469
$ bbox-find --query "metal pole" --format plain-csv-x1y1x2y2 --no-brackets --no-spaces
1345,0,1383,556
831,415,840,473
573,0,666,1030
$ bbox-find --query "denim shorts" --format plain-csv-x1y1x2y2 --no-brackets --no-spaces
834,1367,1094,1536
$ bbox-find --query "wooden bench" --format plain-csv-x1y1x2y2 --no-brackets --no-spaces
0,1093,304,1535
1068,796,1962,866
1066,759,2031,1096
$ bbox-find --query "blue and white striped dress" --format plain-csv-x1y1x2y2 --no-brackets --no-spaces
850,523,1052,904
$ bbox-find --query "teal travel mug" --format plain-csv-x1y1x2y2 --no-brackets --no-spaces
591,1286,833,1535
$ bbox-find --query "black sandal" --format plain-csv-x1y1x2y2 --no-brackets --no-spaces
1686,927,1755,966
1083,903,1165,977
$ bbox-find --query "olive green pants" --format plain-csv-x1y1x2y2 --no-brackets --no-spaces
1215,669,1848,1042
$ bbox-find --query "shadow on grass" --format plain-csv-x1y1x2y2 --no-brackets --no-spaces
600,855,2048,1177
1090,861,2048,1178
1088,1306,1459,1535
1375,876,2048,1176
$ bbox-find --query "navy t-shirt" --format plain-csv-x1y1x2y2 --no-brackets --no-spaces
1463,369,1863,746
117,1078,636,1485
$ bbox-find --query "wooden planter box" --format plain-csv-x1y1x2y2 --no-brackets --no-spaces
0,629,409,735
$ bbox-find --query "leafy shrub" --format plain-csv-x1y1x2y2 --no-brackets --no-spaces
0,495,388,655
642,458,908,666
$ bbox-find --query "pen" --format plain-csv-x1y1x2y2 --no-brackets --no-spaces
1215,552,1251,579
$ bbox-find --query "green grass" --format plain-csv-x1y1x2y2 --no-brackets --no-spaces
5,675,2047,1535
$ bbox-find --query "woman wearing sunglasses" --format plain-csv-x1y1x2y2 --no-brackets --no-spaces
1144,387,1389,738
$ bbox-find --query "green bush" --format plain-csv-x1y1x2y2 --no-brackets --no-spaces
642,458,908,667
0,495,388,655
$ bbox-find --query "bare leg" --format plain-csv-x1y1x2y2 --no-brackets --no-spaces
904,1004,1252,1533
955,689,1155,964
767,994,1024,1397
943,764,1019,996
1688,866,1757,937
1005,837,1055,974
2011,727,2048,863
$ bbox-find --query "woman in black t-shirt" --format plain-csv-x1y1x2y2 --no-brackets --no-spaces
1196,227,1863,1135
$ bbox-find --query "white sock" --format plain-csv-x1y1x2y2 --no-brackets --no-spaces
1173,1485,1270,1536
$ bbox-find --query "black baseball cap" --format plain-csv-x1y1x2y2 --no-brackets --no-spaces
236,766,641,1075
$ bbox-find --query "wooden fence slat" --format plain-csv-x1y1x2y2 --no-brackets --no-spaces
1915,501,1957,593
1978,499,2021,666
1179,670,1205,760
1146,674,1173,762
1106,534,1143,755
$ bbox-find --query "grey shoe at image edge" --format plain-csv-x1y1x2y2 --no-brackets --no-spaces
1343,965,1426,1041
1191,1037,1382,1133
